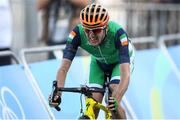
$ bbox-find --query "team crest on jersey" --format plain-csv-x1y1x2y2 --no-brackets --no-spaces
68,31,76,41
120,34,128,46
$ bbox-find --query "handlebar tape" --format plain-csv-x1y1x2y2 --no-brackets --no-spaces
55,106,61,111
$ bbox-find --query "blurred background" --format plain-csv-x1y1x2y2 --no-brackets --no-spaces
0,0,180,119
10,0,180,58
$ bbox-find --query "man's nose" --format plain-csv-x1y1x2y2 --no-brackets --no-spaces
89,31,95,37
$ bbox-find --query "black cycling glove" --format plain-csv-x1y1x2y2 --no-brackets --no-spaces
49,80,61,111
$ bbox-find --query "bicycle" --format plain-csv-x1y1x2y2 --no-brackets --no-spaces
50,74,113,119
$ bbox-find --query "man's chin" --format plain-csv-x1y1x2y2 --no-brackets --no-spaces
89,41,100,46
89,39,101,46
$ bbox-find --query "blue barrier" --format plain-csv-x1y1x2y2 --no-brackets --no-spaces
0,65,50,119
1,45,179,119
29,45,180,119
126,47,180,119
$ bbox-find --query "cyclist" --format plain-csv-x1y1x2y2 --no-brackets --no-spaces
49,3,135,119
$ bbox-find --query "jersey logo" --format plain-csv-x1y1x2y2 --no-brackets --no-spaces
120,34,128,46
68,31,76,41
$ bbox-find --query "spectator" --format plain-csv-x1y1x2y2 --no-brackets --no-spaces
0,0,12,66
37,0,88,59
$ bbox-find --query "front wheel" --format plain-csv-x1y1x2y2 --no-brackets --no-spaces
79,115,90,119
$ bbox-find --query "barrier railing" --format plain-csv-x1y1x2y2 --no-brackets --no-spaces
158,34,180,83
20,45,66,120
0,50,21,64
0,51,52,119
131,36,157,44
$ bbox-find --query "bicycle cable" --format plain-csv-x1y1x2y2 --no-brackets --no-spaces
80,93,84,116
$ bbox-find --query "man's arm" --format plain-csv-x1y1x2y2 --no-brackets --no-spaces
113,28,131,102
56,58,72,88
49,26,80,109
56,26,81,88
112,63,130,102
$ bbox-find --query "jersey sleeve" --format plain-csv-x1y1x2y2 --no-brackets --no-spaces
63,26,81,61
115,28,130,64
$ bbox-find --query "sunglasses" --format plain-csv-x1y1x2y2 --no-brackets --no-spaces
84,26,106,34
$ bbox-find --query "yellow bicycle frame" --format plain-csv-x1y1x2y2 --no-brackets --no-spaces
84,97,112,120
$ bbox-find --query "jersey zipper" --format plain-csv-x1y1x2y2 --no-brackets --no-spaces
97,46,108,64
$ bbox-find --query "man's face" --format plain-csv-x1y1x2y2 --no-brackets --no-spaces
84,27,106,46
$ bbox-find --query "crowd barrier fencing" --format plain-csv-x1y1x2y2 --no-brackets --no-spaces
0,51,53,119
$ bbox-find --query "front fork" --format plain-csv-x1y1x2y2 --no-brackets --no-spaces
84,97,97,119
84,97,112,120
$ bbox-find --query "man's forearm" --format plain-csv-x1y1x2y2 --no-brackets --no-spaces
113,63,130,101
115,78,129,101
57,58,72,88
57,67,67,88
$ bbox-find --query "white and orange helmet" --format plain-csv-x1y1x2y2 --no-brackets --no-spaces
80,4,109,29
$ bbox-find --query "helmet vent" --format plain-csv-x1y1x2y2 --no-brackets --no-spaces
90,14,93,22
95,14,98,22
100,14,104,20
104,14,107,21
82,12,84,20
96,7,100,13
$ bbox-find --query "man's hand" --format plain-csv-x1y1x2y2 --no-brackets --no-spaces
49,81,61,111
48,91,61,111
49,92,61,105
107,96,118,111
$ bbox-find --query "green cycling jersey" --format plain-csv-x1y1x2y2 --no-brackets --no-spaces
65,21,134,64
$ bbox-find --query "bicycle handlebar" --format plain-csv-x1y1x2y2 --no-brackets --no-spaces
53,86,105,111
50,81,106,112
55,106,61,111
57,86,105,96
